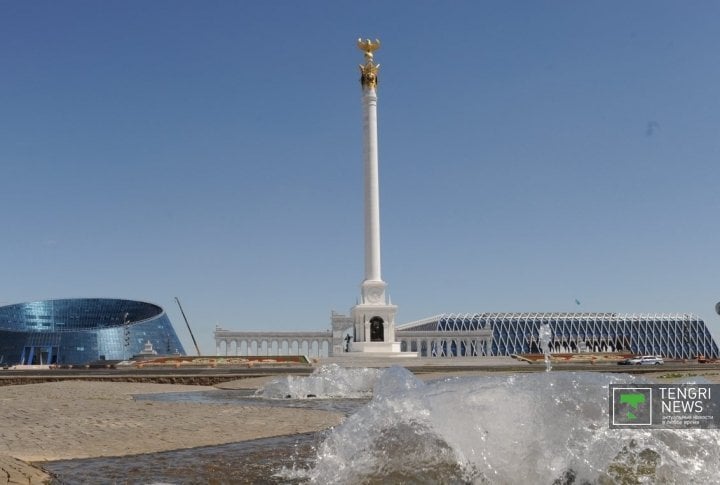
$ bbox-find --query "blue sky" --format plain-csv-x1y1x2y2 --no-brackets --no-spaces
2,1,719,354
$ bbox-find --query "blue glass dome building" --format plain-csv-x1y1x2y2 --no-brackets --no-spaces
0,299,186,365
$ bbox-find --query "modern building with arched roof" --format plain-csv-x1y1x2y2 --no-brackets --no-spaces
396,312,720,359
0,298,185,365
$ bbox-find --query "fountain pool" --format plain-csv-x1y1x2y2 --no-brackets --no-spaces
44,365,720,484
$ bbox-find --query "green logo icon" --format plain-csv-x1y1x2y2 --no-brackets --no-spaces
620,392,646,420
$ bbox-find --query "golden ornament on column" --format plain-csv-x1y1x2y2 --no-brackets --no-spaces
358,38,381,89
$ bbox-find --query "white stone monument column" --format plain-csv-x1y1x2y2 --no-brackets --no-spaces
351,38,400,353
363,79,382,285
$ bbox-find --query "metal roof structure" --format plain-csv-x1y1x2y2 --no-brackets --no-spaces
397,312,719,359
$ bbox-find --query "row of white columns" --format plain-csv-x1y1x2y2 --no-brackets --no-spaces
216,338,331,358
399,338,491,357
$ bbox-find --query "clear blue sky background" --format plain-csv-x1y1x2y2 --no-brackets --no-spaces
2,1,719,354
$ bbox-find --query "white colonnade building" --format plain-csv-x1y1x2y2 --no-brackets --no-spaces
214,328,332,359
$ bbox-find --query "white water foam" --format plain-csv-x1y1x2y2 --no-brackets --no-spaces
277,367,720,484
255,364,381,399
539,323,553,372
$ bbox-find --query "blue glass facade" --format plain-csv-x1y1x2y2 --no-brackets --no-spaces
397,312,720,359
0,299,186,365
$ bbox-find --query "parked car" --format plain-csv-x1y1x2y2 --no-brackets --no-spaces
617,355,664,365
638,355,664,365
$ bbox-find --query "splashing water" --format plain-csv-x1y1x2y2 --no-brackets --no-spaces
277,367,720,484
539,323,553,372
255,364,382,399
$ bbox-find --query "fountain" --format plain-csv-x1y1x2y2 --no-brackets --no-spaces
254,364,380,399
538,323,553,372
43,365,720,483
270,365,720,484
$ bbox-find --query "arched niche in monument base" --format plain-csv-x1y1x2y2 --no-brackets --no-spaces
370,317,384,342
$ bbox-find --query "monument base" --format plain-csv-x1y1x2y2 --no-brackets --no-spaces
350,341,402,353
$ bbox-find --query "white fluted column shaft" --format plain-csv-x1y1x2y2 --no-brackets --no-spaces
362,87,382,282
